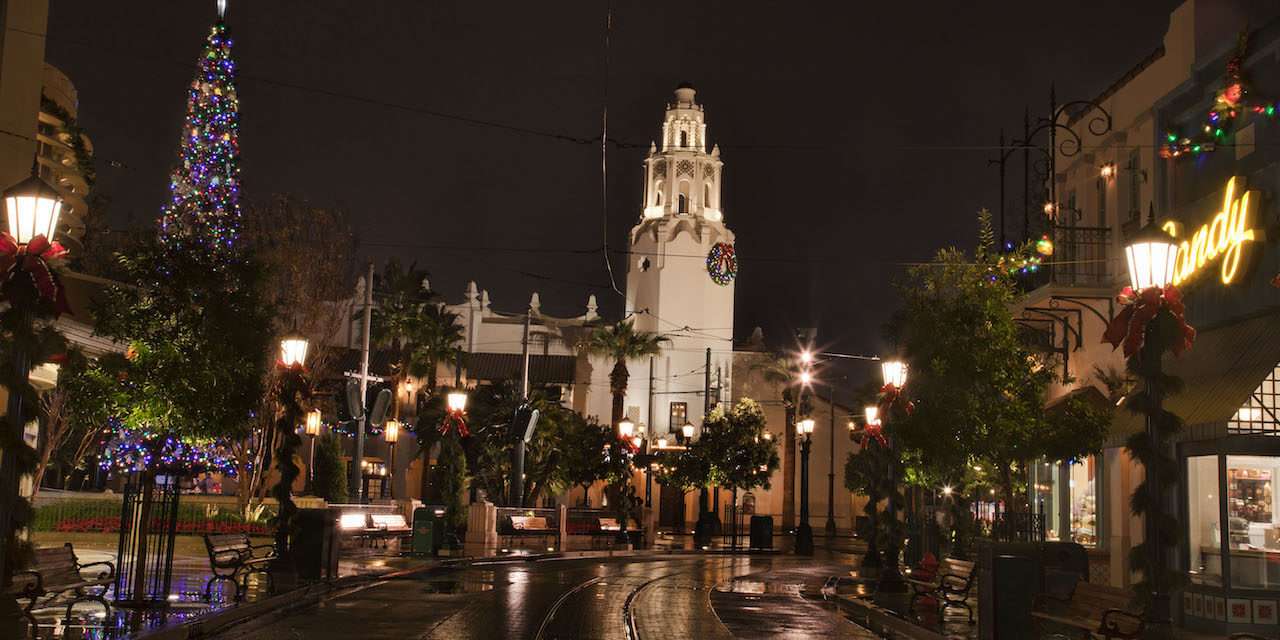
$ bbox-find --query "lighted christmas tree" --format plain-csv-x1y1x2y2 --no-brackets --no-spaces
159,2,242,254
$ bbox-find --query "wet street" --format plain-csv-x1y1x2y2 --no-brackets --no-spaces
212,553,878,639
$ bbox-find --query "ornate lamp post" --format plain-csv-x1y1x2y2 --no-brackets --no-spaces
383,419,400,499
860,405,883,571
0,169,66,633
877,359,909,593
796,417,816,555
273,334,309,590
1120,217,1181,636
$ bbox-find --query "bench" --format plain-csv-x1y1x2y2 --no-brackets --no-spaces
203,533,274,601
6,543,113,634
498,515,558,551
1032,581,1144,640
368,513,412,548
908,557,976,623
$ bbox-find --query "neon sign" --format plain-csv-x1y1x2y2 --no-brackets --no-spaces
1162,177,1261,285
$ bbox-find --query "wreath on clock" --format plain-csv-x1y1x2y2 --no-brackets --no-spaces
706,242,737,286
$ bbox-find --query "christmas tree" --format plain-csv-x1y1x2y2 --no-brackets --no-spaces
159,2,242,254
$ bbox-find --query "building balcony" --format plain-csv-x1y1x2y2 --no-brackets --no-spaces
1047,225,1112,287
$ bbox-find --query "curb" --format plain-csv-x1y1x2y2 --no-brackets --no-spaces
830,593,947,640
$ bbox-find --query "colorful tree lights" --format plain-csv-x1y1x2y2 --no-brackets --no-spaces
159,17,242,254
98,420,237,476
1160,31,1275,160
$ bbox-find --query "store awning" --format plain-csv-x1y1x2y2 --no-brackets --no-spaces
1111,311,1280,440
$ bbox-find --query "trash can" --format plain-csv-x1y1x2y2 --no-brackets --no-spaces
294,508,338,580
749,515,773,549
412,506,445,557
978,553,1037,640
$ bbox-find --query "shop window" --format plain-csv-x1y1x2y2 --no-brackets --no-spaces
1030,460,1061,542
1068,457,1098,547
1227,455,1280,588
1188,455,1223,586
1095,177,1107,229
669,402,687,433
1227,364,1280,434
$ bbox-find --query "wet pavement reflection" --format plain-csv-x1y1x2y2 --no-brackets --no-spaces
213,553,878,639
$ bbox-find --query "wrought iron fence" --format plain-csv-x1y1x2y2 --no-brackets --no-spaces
974,510,1047,543
1050,225,1111,286
114,478,181,606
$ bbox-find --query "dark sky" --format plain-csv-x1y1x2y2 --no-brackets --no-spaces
46,0,1185,373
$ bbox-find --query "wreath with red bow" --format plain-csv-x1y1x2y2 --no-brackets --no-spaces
1102,286,1196,359
440,408,469,437
0,233,71,317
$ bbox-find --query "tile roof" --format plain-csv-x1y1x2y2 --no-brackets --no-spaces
465,352,577,384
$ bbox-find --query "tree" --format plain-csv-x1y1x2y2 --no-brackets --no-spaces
32,351,115,496
457,382,575,507
700,399,780,495
159,15,243,254
236,194,355,513
560,415,613,507
582,320,666,426
890,210,1110,510
92,238,274,474
313,432,348,503
372,260,462,397
750,355,812,532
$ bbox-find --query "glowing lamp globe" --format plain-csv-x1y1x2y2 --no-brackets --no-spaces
1124,218,1179,291
618,418,635,438
304,409,322,436
3,173,62,244
864,406,880,426
384,419,400,444
798,418,815,435
799,370,813,385
799,350,813,365
447,390,468,413
279,336,309,368
682,422,695,440
881,360,908,388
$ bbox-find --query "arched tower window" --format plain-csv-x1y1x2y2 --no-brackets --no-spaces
655,182,664,206
679,131,688,148
704,183,712,209
678,193,688,213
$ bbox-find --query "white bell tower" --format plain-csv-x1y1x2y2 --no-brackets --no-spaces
625,84,736,437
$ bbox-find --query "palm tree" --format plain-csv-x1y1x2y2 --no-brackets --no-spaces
371,260,463,400
583,320,667,427
750,354,811,532
409,304,464,392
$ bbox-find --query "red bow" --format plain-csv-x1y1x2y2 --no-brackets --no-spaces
0,233,70,316
1102,285,1196,358
878,383,915,418
439,409,469,437
860,419,887,449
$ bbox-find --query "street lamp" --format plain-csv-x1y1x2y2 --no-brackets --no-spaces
878,359,909,593
304,409,322,489
272,334,309,589
681,421,695,443
0,170,65,625
447,390,468,413
383,419,400,499
796,417,815,556
618,418,635,439
1123,214,1181,632
3,171,63,243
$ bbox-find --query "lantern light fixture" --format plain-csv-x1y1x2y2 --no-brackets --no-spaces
798,418,815,435
1124,207,1179,291
304,409,322,436
682,422,695,440
384,419,400,444
279,335,309,368
618,418,635,438
864,406,880,426
447,390,468,413
881,360,908,388
1099,162,1116,180
3,171,62,244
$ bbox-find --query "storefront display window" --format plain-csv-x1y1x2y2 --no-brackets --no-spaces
1068,458,1097,547
1188,455,1223,586
1227,366,1280,435
1031,460,1060,542
1226,455,1280,588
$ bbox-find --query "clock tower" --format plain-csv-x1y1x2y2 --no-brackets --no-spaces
625,84,736,436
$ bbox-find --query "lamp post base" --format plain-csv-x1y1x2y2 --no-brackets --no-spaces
795,522,814,556
824,518,836,537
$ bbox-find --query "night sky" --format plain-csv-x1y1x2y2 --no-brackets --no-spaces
46,0,1185,378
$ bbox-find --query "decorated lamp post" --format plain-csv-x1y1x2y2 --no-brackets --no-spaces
796,417,816,555
859,405,884,571
1104,213,1193,637
0,169,69,632
877,359,910,593
383,419,400,499
273,335,310,589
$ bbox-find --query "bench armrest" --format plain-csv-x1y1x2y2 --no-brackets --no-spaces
250,543,277,559
11,569,41,597
1100,608,1145,638
77,560,116,580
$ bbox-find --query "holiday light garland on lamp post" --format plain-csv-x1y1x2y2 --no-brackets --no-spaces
271,334,311,590
876,360,912,594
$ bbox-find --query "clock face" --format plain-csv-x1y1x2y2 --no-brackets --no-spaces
706,242,737,286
